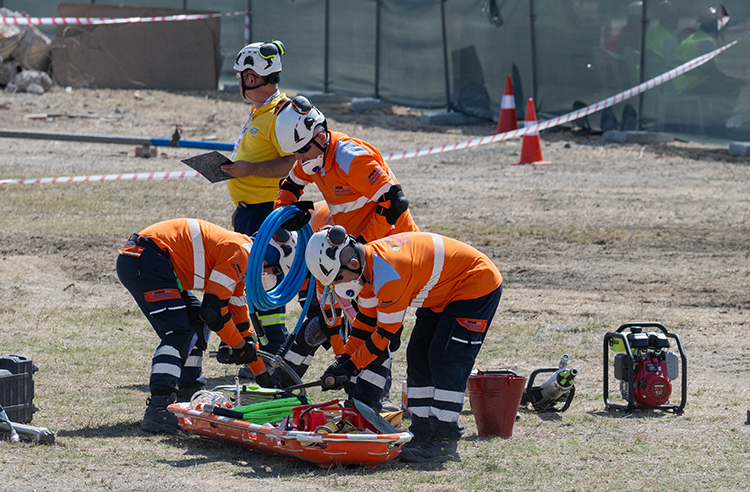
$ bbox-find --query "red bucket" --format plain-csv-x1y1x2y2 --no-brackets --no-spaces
467,370,526,438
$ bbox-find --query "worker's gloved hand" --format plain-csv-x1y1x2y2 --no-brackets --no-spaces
321,354,358,391
216,342,235,364
282,201,314,231
255,371,281,389
355,235,366,244
233,337,258,365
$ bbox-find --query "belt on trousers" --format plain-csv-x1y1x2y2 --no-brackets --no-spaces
128,233,166,256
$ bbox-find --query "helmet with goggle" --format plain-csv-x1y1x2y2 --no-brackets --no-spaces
305,225,354,285
698,5,730,33
274,96,327,154
234,40,285,76
262,228,298,276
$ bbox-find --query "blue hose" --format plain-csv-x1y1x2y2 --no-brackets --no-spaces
246,206,315,339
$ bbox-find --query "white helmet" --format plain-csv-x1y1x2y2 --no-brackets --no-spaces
305,226,350,285
275,96,327,154
264,228,298,275
234,40,285,77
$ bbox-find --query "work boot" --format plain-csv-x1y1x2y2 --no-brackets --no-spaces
402,415,432,451
237,364,256,381
141,393,180,434
399,437,460,463
176,384,204,403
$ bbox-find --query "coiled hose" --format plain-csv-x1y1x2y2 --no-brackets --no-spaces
246,206,315,346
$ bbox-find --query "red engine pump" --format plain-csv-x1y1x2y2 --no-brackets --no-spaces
603,322,687,413
633,355,671,407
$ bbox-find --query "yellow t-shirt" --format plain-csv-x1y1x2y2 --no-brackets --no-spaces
227,92,293,206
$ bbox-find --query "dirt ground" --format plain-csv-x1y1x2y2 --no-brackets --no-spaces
1,87,750,491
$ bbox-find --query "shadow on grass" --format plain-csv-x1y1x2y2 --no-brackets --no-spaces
158,434,420,477
588,409,678,420
56,420,143,438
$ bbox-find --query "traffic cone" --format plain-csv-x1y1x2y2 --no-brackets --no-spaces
513,98,551,166
495,76,517,134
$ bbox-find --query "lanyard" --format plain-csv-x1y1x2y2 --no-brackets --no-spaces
231,90,280,160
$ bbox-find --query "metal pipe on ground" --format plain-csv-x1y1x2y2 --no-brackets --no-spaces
0,129,234,151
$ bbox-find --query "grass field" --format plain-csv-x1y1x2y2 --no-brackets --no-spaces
1,88,750,491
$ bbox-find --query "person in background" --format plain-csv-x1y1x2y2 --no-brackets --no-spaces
219,40,297,373
116,219,294,434
645,0,679,69
674,5,745,135
305,226,503,463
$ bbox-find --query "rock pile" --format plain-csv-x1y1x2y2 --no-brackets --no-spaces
0,8,53,94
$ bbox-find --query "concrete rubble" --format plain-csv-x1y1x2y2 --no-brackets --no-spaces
0,8,53,94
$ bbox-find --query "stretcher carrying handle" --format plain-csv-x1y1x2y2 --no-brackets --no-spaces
202,404,245,420
283,375,348,392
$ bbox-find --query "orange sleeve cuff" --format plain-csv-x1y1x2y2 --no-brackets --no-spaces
217,324,243,347
274,189,298,210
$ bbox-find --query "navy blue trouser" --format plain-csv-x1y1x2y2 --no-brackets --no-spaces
116,236,209,397
233,201,288,354
406,284,503,441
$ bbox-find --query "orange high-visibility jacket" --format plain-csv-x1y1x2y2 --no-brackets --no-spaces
345,232,503,370
139,218,253,348
275,131,418,241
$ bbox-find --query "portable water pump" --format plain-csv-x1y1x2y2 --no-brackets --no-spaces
603,322,686,413
521,355,578,412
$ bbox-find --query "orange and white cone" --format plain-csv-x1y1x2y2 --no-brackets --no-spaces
513,98,552,166
495,76,518,134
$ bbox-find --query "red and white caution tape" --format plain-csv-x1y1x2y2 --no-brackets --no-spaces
0,11,244,26
0,171,201,185
383,35,744,161
1,34,745,185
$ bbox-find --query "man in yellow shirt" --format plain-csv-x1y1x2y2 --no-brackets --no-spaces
219,40,296,371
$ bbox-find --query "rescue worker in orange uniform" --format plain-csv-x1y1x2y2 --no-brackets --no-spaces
116,219,295,434
272,95,418,242
305,226,503,463
272,98,419,404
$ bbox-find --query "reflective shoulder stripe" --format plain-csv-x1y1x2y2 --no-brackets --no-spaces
209,270,237,293
410,233,444,308
377,309,405,325
187,218,206,290
241,241,253,255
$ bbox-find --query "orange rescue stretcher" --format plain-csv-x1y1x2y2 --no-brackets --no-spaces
168,399,412,468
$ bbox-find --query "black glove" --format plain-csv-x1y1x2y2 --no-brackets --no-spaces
233,337,258,365
255,371,281,389
216,342,235,364
355,235,366,244
321,354,358,391
282,201,314,231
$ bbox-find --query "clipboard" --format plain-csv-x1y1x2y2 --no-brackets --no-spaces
181,151,234,183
